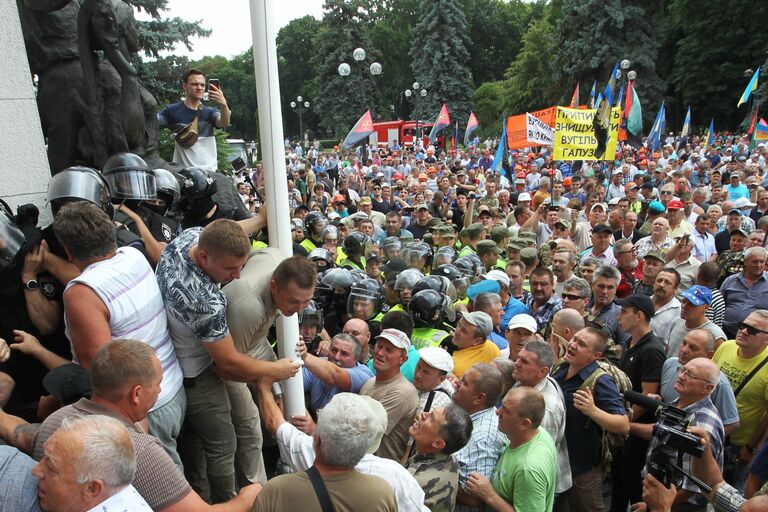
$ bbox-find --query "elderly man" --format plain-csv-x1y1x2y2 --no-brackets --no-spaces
52,202,184,466
250,393,397,511
667,199,694,238
580,224,618,266
553,249,577,295
413,347,455,414
634,358,724,511
473,292,509,357
297,333,374,413
720,247,768,339
635,217,675,259
451,311,501,378
666,285,726,357
407,404,474,511
665,235,702,290
660,329,740,436
552,327,630,511
512,341,572,496
588,265,629,348
466,387,557,512
33,415,151,511
360,328,420,461
452,363,508,512
549,308,586,361
614,239,642,298
713,310,768,492
0,340,260,512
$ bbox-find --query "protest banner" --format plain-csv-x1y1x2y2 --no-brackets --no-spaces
552,106,621,160
506,107,556,149
526,112,554,145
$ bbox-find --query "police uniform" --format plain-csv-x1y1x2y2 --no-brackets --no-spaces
411,327,451,350
137,205,180,243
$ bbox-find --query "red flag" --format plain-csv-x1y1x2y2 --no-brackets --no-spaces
569,83,580,108
341,110,374,149
464,112,479,146
428,104,451,143
748,109,759,135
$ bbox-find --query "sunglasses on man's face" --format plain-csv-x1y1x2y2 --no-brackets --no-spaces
562,293,586,301
738,322,768,336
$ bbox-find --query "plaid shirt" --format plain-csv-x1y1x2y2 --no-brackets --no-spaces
525,294,563,332
634,235,675,260
455,407,508,512
716,215,755,234
644,397,724,508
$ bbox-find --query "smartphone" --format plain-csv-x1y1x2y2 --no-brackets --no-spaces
209,79,220,90
547,205,561,212
231,157,246,172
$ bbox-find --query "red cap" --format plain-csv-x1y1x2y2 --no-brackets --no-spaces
667,199,684,209
333,194,346,203
516,172,526,179
563,177,572,185
393,172,403,179
418,173,428,180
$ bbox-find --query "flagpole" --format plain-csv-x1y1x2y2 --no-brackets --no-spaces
248,0,304,417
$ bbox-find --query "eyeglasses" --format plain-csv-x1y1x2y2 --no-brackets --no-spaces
562,293,586,301
615,248,636,255
661,191,674,195
738,322,768,336
678,365,713,384
336,202,346,206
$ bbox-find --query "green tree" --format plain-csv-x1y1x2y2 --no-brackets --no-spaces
277,16,322,138
668,0,768,130
311,0,379,137
502,13,559,115
473,81,506,136
553,0,665,127
462,0,536,85
410,0,475,134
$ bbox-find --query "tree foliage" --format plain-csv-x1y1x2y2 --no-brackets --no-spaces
473,81,506,136
410,0,475,131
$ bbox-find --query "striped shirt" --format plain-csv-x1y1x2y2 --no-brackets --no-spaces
66,247,182,410
455,408,508,512
705,287,726,328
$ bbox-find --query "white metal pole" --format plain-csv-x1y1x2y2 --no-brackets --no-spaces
248,0,304,417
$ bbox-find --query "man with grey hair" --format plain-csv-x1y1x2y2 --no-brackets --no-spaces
720,246,768,338
32,415,149,511
589,265,629,347
251,392,398,511
473,292,509,357
451,311,501,379
296,333,374,414
512,340,572,495
552,249,576,296
256,379,425,511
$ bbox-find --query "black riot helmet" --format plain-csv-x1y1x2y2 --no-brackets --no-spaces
47,166,114,218
308,247,335,273
408,289,455,328
412,275,457,302
102,153,156,201
299,300,324,338
178,167,217,205
347,278,384,321
434,263,471,300
304,211,328,244
341,231,370,258
152,168,181,204
321,268,356,310
0,201,26,269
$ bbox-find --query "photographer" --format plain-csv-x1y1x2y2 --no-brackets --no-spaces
630,358,724,511
642,426,768,512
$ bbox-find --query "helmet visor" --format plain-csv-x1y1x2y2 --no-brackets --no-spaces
105,170,157,201
0,214,25,268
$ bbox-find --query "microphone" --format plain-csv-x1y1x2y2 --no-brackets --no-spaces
623,390,667,416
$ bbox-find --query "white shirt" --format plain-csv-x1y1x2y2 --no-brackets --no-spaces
276,423,428,512
650,297,682,341
86,485,151,512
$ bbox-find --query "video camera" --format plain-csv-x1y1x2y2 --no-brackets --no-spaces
624,390,710,491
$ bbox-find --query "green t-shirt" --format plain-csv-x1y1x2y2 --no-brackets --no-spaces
491,429,557,512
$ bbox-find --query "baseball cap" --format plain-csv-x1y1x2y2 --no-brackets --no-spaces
477,205,492,216
608,197,621,206
482,269,510,287
508,313,537,333
418,347,454,373
563,177,572,186
467,279,501,300
518,192,532,202
415,203,429,211
727,208,744,216
644,250,666,263
359,196,372,205
461,311,493,338
667,199,684,210
616,294,656,319
43,363,93,405
376,328,411,350
554,218,572,230
590,203,607,213
734,197,757,208
680,285,713,306
592,224,613,235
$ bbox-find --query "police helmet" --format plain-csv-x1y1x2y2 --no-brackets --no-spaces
308,248,335,272
347,278,384,321
408,289,455,328
102,153,156,201
47,166,113,218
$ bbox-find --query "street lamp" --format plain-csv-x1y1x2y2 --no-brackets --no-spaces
339,48,382,114
290,96,310,144
404,81,428,147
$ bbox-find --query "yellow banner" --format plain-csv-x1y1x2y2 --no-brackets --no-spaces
552,107,621,160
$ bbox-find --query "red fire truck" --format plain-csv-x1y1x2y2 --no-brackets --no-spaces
370,120,441,149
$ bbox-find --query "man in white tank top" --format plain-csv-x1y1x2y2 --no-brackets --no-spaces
53,202,186,469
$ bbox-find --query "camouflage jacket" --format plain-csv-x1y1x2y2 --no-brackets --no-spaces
716,250,744,285
407,452,459,512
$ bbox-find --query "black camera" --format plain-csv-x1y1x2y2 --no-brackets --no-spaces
624,391,709,490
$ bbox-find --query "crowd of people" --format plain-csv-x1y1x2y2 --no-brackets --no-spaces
2,67,768,512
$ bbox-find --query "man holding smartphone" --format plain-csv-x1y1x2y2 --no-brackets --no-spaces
157,68,232,172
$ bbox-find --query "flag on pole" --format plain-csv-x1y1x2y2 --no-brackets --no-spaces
703,119,714,150
681,107,692,138
748,110,759,135
603,63,619,106
341,110,374,149
595,92,603,110
428,103,451,143
755,118,768,142
464,112,479,146
647,101,665,151
570,83,580,108
616,82,624,110
589,81,597,108
738,66,760,107
451,121,459,151
626,84,643,149
491,119,507,173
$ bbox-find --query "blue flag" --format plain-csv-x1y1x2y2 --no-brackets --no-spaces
603,63,619,106
492,119,507,173
589,81,597,108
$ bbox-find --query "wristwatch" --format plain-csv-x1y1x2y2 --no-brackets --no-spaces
24,279,39,291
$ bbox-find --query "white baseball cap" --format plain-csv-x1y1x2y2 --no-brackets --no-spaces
508,314,538,333
482,269,510,288
518,192,532,202
418,347,454,373
376,328,410,350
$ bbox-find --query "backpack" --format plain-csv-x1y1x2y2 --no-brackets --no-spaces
580,360,633,472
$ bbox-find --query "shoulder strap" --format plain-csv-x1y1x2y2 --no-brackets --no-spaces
423,387,451,413
305,466,336,512
580,366,608,392
734,354,768,397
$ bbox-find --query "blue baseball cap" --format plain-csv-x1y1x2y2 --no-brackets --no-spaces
680,285,712,306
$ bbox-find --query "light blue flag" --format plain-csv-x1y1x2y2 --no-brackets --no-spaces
492,119,507,173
